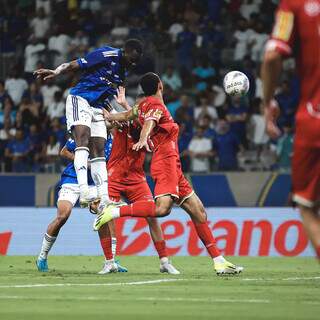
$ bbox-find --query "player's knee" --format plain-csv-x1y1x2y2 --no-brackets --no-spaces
193,204,207,224
56,213,70,226
156,205,171,217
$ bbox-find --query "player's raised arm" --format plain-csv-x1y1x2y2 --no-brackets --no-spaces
60,145,75,161
34,60,80,81
132,120,155,152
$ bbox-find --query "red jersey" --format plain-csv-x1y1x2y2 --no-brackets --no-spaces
138,96,180,159
107,123,146,184
267,0,320,147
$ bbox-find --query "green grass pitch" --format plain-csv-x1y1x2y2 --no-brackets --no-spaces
0,256,319,320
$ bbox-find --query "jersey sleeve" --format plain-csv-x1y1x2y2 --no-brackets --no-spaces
77,48,119,69
265,0,296,56
141,102,166,123
65,139,76,152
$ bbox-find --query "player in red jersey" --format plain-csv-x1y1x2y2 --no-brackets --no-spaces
94,76,243,275
262,0,320,260
105,96,180,274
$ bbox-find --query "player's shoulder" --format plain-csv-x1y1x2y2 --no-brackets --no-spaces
139,96,165,109
97,46,121,58
278,0,305,11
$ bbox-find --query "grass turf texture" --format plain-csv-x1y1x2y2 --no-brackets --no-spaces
0,256,319,320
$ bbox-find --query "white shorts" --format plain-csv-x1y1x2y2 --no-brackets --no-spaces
57,183,98,207
66,95,107,138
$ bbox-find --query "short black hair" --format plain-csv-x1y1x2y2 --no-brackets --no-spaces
124,38,143,55
139,72,160,96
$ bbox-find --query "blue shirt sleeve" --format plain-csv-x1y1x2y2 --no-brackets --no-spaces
65,139,76,152
77,47,120,69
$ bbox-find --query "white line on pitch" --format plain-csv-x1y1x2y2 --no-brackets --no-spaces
0,278,184,289
242,276,320,281
0,295,270,304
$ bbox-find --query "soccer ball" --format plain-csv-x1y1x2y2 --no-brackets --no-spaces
223,71,250,96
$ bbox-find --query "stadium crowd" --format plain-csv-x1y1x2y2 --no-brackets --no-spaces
0,0,296,173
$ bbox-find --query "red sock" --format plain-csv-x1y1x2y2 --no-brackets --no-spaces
100,237,113,260
194,222,221,258
154,240,168,259
119,201,156,218
316,246,320,261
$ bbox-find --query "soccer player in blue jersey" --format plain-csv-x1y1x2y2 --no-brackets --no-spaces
36,137,127,274
34,39,143,208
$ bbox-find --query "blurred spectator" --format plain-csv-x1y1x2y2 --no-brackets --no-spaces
176,24,196,70
5,68,28,107
50,118,66,146
275,80,298,129
211,84,226,109
226,96,248,147
248,21,268,62
233,17,253,62
110,17,129,47
188,126,214,173
36,0,51,14
40,80,60,111
44,134,61,173
198,115,216,139
28,124,44,171
48,25,71,67
240,0,260,20
24,35,45,80
69,30,89,59
168,16,184,43
194,92,218,123
175,94,194,133
162,66,182,91
249,98,269,160
178,123,192,172
0,119,16,164
47,91,64,120
276,123,294,172
192,59,215,91
0,80,13,120
5,129,31,172
213,119,241,171
30,7,50,40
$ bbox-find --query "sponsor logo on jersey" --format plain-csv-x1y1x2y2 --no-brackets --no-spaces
305,1,320,16
102,51,118,57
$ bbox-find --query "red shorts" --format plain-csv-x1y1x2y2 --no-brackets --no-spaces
108,179,153,203
151,155,194,205
292,144,320,207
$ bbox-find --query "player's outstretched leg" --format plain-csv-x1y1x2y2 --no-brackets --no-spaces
181,193,243,276
89,136,111,211
73,125,92,207
36,200,73,272
147,217,180,275
299,205,320,261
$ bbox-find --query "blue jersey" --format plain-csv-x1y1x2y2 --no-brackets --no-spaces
59,137,113,186
69,46,126,108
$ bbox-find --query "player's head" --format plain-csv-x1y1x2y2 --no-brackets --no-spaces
123,39,143,67
139,72,163,96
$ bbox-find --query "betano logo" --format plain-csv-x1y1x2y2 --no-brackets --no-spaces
0,231,12,255
115,218,309,257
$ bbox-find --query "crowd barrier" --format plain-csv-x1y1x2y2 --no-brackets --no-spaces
0,207,313,257
0,173,292,207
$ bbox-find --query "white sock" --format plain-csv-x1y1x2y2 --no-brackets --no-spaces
39,233,56,259
160,257,169,264
111,237,117,259
74,147,89,195
111,207,120,218
90,158,110,202
213,255,226,264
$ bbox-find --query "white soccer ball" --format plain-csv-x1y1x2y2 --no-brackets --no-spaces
223,71,250,96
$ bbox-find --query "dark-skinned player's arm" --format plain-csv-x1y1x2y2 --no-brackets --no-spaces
33,60,80,81
60,145,75,161
261,50,283,139
132,120,154,152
